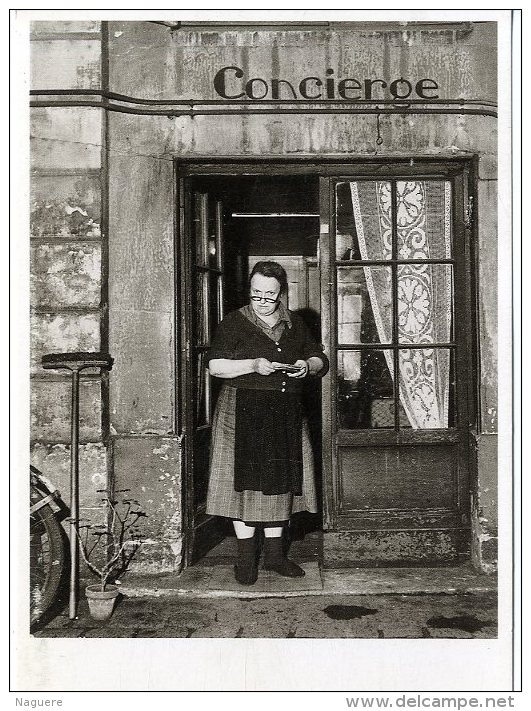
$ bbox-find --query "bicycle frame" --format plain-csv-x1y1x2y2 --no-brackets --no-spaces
30,466,63,516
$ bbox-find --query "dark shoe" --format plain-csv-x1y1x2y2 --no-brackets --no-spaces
263,536,305,578
234,536,258,585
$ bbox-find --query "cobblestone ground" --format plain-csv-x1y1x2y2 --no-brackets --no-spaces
32,591,497,639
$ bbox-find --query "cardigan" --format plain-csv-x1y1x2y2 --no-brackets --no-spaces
206,308,329,393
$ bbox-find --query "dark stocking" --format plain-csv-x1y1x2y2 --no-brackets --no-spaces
263,536,305,578
234,536,258,585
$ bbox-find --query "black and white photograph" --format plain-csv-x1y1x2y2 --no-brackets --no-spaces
10,7,521,698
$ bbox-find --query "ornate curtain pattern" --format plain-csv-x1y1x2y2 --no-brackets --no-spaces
350,180,453,429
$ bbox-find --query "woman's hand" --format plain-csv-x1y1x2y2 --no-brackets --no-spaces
287,359,309,378
253,357,276,376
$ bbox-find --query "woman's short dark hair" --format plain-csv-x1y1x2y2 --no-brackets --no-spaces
248,261,288,294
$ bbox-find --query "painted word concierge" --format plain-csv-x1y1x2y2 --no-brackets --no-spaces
213,66,440,101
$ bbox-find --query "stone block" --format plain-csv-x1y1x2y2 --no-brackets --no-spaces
109,309,173,434
480,536,498,564
31,107,102,170
108,153,173,311
109,21,185,98
471,432,497,573
31,378,102,442
373,113,495,157
31,198,101,239
31,21,101,35
107,100,496,163
112,436,183,572
171,114,348,156
471,502,497,574
31,242,101,308
31,39,101,90
478,154,497,181
30,312,100,374
476,433,497,527
163,112,497,159
30,441,108,514
465,117,496,177
107,113,175,158
30,170,101,220
108,151,174,434
477,180,498,433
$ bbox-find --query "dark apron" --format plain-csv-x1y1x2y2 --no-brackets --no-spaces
234,388,303,496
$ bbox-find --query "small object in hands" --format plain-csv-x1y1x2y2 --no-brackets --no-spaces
272,363,303,373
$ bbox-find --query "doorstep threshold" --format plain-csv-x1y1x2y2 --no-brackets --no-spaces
118,562,496,600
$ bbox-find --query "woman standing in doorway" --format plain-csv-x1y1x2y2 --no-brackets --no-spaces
206,261,329,585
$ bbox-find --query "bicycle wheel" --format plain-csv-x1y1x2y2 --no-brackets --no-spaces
30,501,65,627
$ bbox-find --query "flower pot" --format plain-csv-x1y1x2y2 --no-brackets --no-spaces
85,584,120,621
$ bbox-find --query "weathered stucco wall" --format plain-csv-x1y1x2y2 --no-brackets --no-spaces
30,22,107,516
107,22,496,103
107,148,180,563
30,20,499,573
474,176,498,571
111,437,183,571
108,152,175,434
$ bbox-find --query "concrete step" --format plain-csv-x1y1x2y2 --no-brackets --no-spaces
118,562,496,600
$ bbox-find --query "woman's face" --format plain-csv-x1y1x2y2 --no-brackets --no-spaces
249,273,281,318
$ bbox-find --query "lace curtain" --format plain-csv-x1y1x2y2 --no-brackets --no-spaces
349,180,452,429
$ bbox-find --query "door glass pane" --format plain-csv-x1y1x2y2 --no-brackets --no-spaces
194,350,207,425
335,179,453,261
337,349,394,429
208,211,217,269
194,194,206,266
195,271,208,346
396,180,452,260
337,265,392,344
398,264,453,344
337,347,455,430
215,200,224,271
398,348,455,429
209,272,220,334
336,180,391,261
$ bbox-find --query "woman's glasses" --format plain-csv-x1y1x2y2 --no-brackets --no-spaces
250,295,279,304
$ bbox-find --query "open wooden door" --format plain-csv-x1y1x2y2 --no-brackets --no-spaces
178,179,228,565
319,166,475,566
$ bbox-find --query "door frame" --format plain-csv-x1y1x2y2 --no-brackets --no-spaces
174,155,479,568
176,175,229,565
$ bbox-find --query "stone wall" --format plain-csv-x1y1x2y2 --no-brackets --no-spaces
30,22,108,520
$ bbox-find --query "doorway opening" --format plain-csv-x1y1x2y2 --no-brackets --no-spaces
178,158,477,575
183,173,324,569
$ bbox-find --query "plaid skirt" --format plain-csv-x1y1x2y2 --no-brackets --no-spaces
206,384,318,523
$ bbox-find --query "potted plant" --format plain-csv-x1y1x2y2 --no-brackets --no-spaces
72,490,147,621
